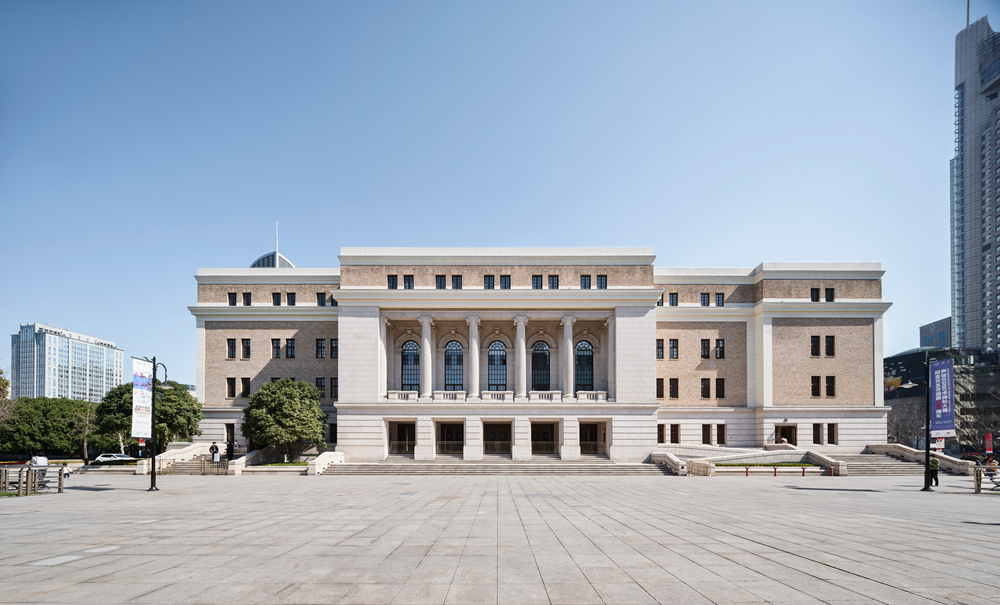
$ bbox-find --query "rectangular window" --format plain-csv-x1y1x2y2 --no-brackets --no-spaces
813,423,823,445
827,423,837,445
717,424,726,445
657,424,665,444
656,339,664,359
701,339,710,359
272,293,281,306
597,275,607,289
317,293,326,306
669,339,678,359
811,288,820,302
826,376,836,397
549,275,559,290
332,377,338,399
272,339,281,359
701,378,711,398
656,378,664,398
715,293,724,307
316,378,326,398
287,293,296,306
811,335,821,357
242,292,251,306
500,275,511,289
286,339,295,359
700,293,709,306
228,293,237,306
484,275,494,289
657,294,664,306
436,275,446,289
316,339,326,359
581,275,591,289
669,293,678,306
716,378,725,399
825,335,835,357
669,378,678,399
811,375,821,397
387,275,398,289
403,275,414,290
702,424,712,445
452,275,462,290
825,288,835,302
532,275,543,289
716,339,725,359
227,339,236,359
227,378,236,398
670,424,680,444
331,339,338,358
242,339,251,359
271,378,279,383
241,378,250,397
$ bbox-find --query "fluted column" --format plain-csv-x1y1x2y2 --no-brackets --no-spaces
514,316,529,402
605,317,615,402
561,316,576,401
379,317,390,399
466,316,481,401
419,316,433,400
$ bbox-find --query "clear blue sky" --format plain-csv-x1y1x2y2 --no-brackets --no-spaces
1,0,994,385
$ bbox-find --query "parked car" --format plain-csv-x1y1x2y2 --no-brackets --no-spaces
93,454,136,463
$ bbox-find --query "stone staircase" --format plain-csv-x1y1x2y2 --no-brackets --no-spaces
837,454,927,476
75,465,137,475
322,458,672,476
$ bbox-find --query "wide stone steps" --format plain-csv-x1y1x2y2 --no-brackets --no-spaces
322,461,672,476
837,454,927,476
714,467,830,476
75,465,137,475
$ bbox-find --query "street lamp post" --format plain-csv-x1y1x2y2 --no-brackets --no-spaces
139,357,170,492
900,350,943,492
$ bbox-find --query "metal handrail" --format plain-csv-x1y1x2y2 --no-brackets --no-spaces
199,458,228,475
436,441,464,454
390,441,415,454
6,465,65,496
580,441,602,455
484,441,511,454
531,441,557,455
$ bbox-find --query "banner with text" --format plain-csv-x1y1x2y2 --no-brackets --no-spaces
131,359,153,439
929,358,956,438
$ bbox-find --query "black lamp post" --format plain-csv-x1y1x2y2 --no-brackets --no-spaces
139,357,170,492
900,351,944,492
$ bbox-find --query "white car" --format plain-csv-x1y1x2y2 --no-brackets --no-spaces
94,454,136,463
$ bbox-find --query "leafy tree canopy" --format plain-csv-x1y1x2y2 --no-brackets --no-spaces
0,368,9,400
0,397,111,456
96,380,203,455
241,378,325,461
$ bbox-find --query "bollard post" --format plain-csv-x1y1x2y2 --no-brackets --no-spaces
802,467,805,477
58,466,64,494
830,465,834,476
773,466,777,477
975,468,982,494
745,466,749,477
17,467,24,496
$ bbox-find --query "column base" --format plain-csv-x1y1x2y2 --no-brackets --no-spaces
514,395,528,403
512,445,532,461
418,396,433,403
463,445,483,461
414,445,435,461
467,395,481,402
563,396,576,403
560,445,581,460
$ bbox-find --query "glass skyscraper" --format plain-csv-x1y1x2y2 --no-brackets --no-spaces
9,323,123,402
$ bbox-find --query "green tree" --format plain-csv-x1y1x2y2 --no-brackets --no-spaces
241,378,325,461
0,368,9,400
0,397,94,456
96,381,203,455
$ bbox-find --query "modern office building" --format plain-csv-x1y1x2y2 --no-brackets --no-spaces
919,317,952,348
190,247,891,461
9,323,124,402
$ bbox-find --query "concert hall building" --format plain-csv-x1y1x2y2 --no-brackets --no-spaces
189,247,890,463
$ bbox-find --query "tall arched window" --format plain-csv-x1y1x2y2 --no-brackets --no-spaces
575,340,593,393
488,341,507,391
401,341,420,391
445,341,463,391
531,341,550,391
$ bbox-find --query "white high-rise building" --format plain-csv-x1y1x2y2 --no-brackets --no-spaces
9,324,124,402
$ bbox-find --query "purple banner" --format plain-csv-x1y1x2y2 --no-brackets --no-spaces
929,358,956,438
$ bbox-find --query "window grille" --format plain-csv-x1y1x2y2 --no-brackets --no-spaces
701,378,710,398
500,275,511,289
574,341,593,393
436,275,446,289
657,294,663,306
316,378,326,398
401,341,419,391
317,293,326,306
811,376,821,396
227,339,236,359
403,275,414,289
669,293,678,306
825,335,835,356
532,275,542,289
331,339,338,359
286,339,295,358
549,275,559,290
669,339,678,359
811,288,820,302
228,293,237,306
316,339,326,358
332,377,338,399
452,275,462,290
488,341,507,391
272,293,281,306
826,376,836,397
242,339,251,359
387,275,398,289
811,335,820,356
716,339,725,359
656,339,663,359
242,292,251,306
715,293,724,307
597,275,607,289
272,339,280,359
700,293,709,306
287,293,296,306
445,341,463,391
656,378,664,398
484,275,494,289
531,341,550,391
701,339,710,359
580,275,591,289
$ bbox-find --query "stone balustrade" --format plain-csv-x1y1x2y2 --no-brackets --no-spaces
432,391,466,402
387,391,418,401
481,390,514,402
528,391,563,402
576,391,608,402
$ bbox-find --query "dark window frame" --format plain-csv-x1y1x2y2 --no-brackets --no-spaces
716,378,725,399
669,293,678,306
445,341,463,391
669,378,678,399
331,339,338,359
715,293,724,307
226,377,236,398
596,275,607,290
549,275,559,290
387,275,398,289
574,340,593,393
401,341,420,391
669,339,678,360
532,275,543,290
656,378,664,398
228,293,237,306
240,377,250,397
825,335,835,357
702,424,712,445
317,292,326,306
436,275,446,290
701,378,711,398
316,378,326,398
825,288,835,302
452,275,462,290
811,288,820,302
227,339,236,359
332,377,339,400
826,375,836,397
287,293,296,306
716,339,725,359
242,339,251,359
717,424,726,445
701,339,710,360
700,293,710,306
656,339,664,359
403,275,414,290
500,275,511,290
242,292,251,306
811,375,821,397
484,275,494,290
316,339,326,359
580,275,591,290
272,293,281,306
286,339,295,359
531,341,550,391
272,339,281,359
488,341,507,391
670,424,680,444
811,335,821,357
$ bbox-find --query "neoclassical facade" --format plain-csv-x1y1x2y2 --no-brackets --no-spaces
189,247,890,462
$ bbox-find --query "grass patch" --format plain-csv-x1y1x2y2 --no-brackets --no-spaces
0,492,17,497
263,462,309,466
716,462,819,467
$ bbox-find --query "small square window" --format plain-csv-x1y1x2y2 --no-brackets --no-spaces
436,275,446,289
272,293,281,306
549,275,559,290
228,293,237,306
581,275,591,289
242,292,251,306
484,275,494,289
287,293,296,306
825,288,835,302
532,275,543,289
500,275,511,289
387,275,398,289
403,275,414,290
452,275,462,290
669,293,678,306
700,293,709,306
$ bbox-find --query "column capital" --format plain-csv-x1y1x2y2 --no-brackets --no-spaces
465,315,481,326
380,316,392,327
419,315,434,327
513,316,529,327
604,316,615,327
560,316,577,327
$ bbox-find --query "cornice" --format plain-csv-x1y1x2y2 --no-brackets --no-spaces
331,288,663,310
653,263,884,284
188,306,339,321
195,268,340,286
756,301,892,317
338,247,656,267
333,402,661,414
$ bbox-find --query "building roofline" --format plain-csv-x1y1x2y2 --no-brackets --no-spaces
338,247,656,266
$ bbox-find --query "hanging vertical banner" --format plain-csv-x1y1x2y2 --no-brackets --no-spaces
987,433,994,455
929,358,956,438
131,359,153,439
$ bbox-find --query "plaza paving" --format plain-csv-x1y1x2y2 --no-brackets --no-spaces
0,472,997,605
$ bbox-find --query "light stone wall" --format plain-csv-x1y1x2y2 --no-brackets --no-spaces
198,283,338,304
341,264,653,288
771,318,875,407
614,306,656,402
756,279,881,301
656,321,748,408
338,307,381,402
757,408,887,449
657,285,755,304
204,321,339,407
656,409,757,448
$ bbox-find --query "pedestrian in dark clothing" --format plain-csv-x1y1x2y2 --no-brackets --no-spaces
209,442,220,462
226,440,235,462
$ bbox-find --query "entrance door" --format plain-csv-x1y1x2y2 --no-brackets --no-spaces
531,423,557,455
438,423,464,454
580,423,599,455
776,425,797,446
392,423,416,454
484,423,512,455
226,423,235,443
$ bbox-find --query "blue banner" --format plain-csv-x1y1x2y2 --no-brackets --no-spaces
929,358,956,438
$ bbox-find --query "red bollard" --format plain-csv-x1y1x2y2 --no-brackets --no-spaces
745,466,749,476
773,466,777,477
802,466,805,477
829,465,834,476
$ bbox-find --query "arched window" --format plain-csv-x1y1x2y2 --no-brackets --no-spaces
488,341,507,391
401,341,420,391
445,341,463,391
575,340,593,393
531,341,550,391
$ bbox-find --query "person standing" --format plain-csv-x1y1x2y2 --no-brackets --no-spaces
209,442,219,462
929,456,940,487
226,440,234,462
